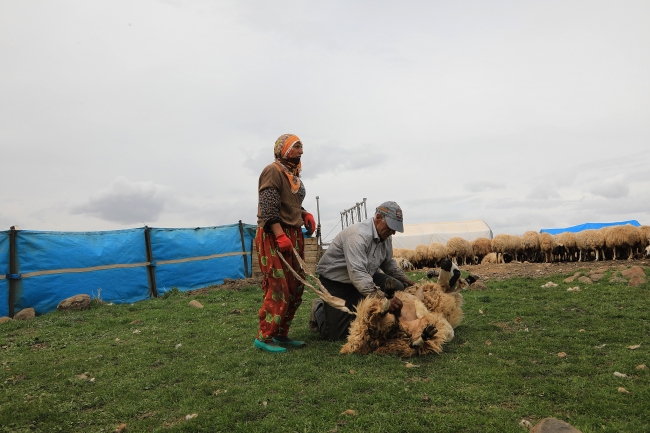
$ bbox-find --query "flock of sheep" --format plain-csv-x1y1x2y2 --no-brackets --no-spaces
393,224,650,269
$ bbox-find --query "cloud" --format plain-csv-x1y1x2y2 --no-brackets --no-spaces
71,177,166,225
242,142,389,179
526,185,562,200
589,175,630,199
464,181,506,193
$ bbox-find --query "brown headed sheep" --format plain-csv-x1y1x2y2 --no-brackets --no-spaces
471,237,493,264
520,231,540,262
428,242,448,268
340,282,461,357
446,237,473,265
538,233,556,263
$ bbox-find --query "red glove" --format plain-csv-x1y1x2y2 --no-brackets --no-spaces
303,212,316,236
275,232,293,253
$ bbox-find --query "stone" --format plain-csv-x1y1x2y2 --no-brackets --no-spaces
588,273,604,282
0,316,12,324
628,275,646,287
14,308,35,320
530,417,582,433
609,276,627,284
577,276,593,284
188,300,204,308
563,276,576,283
469,281,487,291
57,294,92,311
621,266,646,278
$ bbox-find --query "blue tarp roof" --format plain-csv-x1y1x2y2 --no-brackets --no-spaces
540,220,641,235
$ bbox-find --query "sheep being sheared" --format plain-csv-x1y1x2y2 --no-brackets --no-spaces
340,261,469,358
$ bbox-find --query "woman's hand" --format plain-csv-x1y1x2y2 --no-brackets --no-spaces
302,211,316,236
275,232,293,253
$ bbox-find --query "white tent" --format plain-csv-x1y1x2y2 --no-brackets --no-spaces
392,220,493,250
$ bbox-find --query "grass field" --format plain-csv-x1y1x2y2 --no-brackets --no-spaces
1,268,648,432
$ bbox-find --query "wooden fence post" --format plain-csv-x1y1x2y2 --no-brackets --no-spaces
144,226,158,297
238,221,249,278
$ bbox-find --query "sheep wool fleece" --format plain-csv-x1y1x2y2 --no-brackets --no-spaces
255,227,305,341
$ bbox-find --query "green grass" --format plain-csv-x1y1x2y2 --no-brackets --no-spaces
1,268,649,432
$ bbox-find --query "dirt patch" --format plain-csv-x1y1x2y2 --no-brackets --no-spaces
185,276,263,296
452,259,650,282
184,259,649,295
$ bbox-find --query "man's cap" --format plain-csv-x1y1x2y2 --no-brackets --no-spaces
375,201,404,233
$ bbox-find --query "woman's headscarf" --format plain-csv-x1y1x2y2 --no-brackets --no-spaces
273,133,302,194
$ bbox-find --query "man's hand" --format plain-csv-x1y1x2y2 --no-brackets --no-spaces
275,232,293,253
303,212,316,236
388,296,403,313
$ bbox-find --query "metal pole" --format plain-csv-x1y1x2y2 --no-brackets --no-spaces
341,212,344,231
8,226,18,318
238,220,249,278
363,198,367,219
144,226,158,297
315,196,322,246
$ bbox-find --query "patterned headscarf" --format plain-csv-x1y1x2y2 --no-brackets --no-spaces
273,133,302,194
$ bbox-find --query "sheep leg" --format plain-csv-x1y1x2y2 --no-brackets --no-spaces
410,324,438,348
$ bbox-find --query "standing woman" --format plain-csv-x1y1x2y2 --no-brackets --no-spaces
254,134,316,353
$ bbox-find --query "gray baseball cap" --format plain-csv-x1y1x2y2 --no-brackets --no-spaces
375,201,404,233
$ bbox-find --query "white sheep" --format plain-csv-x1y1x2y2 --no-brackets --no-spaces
538,233,556,263
446,237,473,265
471,237,492,264
575,229,605,261
604,224,643,260
520,231,540,262
428,242,448,268
555,232,578,262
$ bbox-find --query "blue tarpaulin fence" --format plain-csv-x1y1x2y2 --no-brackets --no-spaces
539,220,641,235
0,223,257,317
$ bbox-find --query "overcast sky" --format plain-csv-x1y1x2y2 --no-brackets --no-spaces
1,0,649,240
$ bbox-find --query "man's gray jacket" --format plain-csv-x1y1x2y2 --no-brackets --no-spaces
316,218,411,296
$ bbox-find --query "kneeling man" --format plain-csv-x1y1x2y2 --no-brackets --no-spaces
310,201,415,340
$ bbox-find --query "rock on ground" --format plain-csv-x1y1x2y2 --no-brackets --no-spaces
0,316,12,324
188,300,204,308
530,417,582,433
14,308,35,320
57,294,92,311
